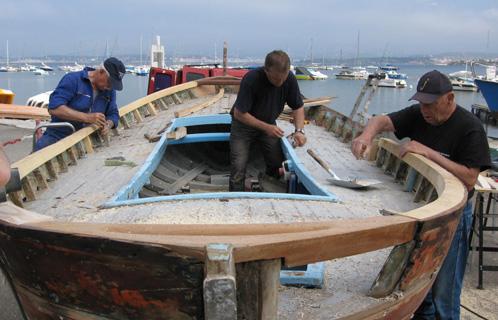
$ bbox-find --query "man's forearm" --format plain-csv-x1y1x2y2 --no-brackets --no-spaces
292,107,305,130
427,149,479,190
362,115,395,141
49,105,90,123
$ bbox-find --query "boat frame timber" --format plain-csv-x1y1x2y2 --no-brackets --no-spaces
0,77,467,319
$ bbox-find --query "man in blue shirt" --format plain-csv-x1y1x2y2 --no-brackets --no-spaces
34,57,126,151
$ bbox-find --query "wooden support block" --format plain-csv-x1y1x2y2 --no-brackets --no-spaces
166,126,187,140
75,142,86,159
236,259,280,320
146,103,158,116
82,136,94,154
413,176,428,202
56,154,68,173
158,98,169,110
404,167,417,192
8,191,24,207
369,241,416,298
424,185,437,203
21,176,36,201
367,139,380,162
119,116,131,129
382,153,394,173
132,109,143,123
67,147,78,165
44,160,58,180
172,93,183,104
204,243,237,320
33,169,49,190
376,148,387,168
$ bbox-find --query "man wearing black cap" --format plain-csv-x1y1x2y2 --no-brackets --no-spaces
352,70,490,319
34,57,126,151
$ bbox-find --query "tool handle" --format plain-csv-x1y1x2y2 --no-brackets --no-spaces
307,149,341,180
307,148,332,171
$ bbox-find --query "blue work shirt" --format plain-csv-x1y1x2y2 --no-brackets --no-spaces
47,67,119,135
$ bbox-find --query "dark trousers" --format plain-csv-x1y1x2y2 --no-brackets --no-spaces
229,119,284,191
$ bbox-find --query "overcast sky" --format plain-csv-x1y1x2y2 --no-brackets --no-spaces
2,0,498,59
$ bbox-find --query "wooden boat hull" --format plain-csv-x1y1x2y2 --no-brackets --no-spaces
0,77,467,319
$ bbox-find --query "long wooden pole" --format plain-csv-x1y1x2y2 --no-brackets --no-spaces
223,41,228,76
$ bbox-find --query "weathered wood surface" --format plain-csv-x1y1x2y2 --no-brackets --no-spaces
0,104,50,120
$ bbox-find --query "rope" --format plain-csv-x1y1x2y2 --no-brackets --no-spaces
460,303,489,320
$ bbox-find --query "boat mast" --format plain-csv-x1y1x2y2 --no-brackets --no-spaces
223,41,227,76
6,40,9,67
140,35,143,66
355,31,360,67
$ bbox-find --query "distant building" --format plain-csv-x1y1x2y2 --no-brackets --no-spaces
151,36,165,68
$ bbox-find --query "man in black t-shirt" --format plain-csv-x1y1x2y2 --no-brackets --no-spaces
229,50,306,191
352,70,490,320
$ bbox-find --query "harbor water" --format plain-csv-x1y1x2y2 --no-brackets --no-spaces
0,63,489,131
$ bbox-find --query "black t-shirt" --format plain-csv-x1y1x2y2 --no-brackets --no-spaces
388,104,491,197
232,67,303,124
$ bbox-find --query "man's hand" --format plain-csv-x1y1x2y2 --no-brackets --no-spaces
351,135,372,159
86,112,107,128
265,124,285,138
399,140,431,159
100,120,114,136
293,132,307,147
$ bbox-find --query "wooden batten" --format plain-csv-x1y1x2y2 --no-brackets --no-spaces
158,98,169,110
32,169,49,190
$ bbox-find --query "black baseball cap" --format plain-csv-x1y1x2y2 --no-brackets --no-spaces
409,70,452,104
103,57,126,91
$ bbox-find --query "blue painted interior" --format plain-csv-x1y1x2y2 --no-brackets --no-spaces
104,114,337,208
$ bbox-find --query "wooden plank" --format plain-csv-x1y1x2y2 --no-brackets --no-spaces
160,163,208,195
0,104,50,120
174,88,224,118
75,142,85,159
236,259,280,320
32,169,49,190
204,243,237,320
166,127,187,140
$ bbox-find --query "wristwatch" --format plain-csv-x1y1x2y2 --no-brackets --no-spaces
294,128,305,135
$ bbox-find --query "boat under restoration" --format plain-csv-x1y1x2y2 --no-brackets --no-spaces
0,76,467,319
